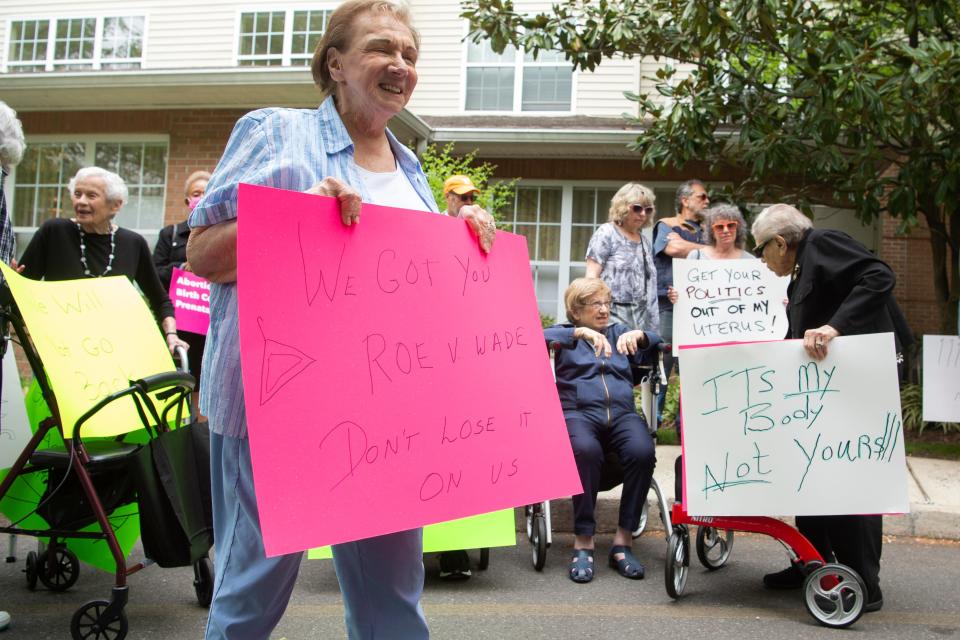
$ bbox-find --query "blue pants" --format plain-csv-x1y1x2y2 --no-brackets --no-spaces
566,413,656,537
205,432,429,640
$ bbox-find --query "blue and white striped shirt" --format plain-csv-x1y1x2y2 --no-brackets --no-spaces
188,96,439,438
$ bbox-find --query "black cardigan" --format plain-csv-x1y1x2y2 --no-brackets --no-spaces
20,217,175,322
152,221,191,292
787,228,912,351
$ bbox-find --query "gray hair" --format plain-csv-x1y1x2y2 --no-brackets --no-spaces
751,203,813,247
674,179,704,214
608,182,655,227
702,203,748,248
0,101,26,168
68,166,129,207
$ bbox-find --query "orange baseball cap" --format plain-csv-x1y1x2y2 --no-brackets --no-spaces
443,175,480,196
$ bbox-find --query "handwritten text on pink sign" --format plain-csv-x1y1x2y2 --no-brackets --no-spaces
236,184,581,557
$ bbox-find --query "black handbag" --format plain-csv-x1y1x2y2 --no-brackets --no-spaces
130,421,213,567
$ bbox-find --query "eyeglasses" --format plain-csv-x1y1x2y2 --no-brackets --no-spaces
582,300,612,310
752,239,770,258
712,221,738,232
457,193,477,203
692,193,710,201
631,204,655,216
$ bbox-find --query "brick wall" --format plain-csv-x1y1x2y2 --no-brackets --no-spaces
879,214,949,336
18,110,949,336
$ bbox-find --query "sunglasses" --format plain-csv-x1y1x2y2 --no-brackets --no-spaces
712,221,738,232
692,193,710,201
752,239,770,258
631,204,655,215
457,193,477,203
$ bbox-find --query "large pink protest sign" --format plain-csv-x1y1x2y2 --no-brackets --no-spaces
236,184,581,556
169,268,210,335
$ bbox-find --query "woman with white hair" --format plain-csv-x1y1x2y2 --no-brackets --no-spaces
0,101,25,266
585,182,660,332
751,202,913,614
16,166,187,354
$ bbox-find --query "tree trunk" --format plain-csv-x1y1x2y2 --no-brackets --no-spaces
924,206,959,335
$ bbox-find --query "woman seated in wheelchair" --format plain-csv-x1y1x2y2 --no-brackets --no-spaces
545,277,660,584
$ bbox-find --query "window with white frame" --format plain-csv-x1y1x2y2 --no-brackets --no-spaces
237,8,332,67
496,182,690,320
6,16,144,73
10,138,168,254
465,39,573,112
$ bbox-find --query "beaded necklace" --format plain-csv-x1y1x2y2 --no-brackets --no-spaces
76,221,116,277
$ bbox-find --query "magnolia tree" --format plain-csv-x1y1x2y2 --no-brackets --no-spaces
462,0,960,332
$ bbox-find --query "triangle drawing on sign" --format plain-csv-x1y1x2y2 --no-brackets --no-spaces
258,317,316,406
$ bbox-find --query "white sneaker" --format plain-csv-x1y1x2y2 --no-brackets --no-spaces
0,610,10,631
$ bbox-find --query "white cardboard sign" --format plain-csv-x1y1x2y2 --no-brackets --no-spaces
679,333,909,516
672,258,789,354
1,348,32,470
922,335,960,423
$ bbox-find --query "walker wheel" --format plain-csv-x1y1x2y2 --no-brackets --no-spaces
525,505,534,542
24,550,39,591
38,546,80,592
531,514,547,572
71,600,128,640
632,500,649,538
802,563,865,628
664,525,689,599
695,526,734,570
193,556,214,608
478,548,490,571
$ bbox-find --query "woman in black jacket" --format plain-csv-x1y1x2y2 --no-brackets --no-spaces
18,166,187,356
153,170,210,384
544,277,660,584
751,203,912,614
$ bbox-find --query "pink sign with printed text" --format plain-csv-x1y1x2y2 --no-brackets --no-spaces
169,268,211,335
236,184,581,557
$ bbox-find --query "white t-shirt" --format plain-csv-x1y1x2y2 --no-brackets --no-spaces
355,162,430,212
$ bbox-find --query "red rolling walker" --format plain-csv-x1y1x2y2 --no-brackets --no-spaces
662,390,869,628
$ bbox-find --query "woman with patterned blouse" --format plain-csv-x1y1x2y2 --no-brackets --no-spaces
585,183,660,333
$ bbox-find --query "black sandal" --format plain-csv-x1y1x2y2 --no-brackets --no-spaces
569,549,594,583
608,545,645,579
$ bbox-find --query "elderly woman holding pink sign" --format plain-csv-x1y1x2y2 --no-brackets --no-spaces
186,1,495,638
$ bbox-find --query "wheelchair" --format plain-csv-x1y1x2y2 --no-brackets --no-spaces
0,277,214,639
523,344,671,570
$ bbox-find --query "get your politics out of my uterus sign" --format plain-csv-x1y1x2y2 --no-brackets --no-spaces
672,258,789,353
237,184,581,557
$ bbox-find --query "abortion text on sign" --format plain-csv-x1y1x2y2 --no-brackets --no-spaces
169,267,211,335
236,184,581,557
679,333,908,517
922,335,960,422
672,258,789,354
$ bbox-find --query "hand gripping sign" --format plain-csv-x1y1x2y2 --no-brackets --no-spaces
236,184,581,556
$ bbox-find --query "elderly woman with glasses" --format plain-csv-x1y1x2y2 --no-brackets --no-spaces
545,277,661,584
750,203,913,614
585,183,659,333
666,203,754,305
